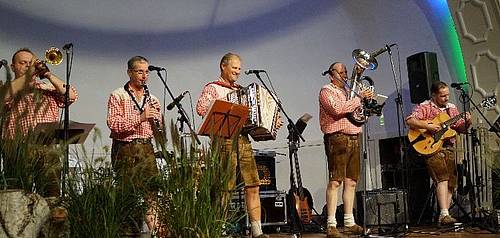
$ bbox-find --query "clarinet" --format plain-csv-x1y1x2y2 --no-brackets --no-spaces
142,84,164,135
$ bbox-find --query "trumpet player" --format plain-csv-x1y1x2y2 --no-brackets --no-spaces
106,56,162,236
3,48,78,138
1,47,78,224
319,62,373,238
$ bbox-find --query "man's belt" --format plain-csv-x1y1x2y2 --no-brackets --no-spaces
324,132,359,140
114,138,152,145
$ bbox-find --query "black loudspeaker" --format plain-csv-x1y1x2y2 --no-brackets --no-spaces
356,190,408,226
378,136,432,224
254,150,276,191
407,51,439,104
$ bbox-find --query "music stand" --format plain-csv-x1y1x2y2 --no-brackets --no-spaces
32,120,94,197
198,99,249,235
198,100,249,139
34,121,95,145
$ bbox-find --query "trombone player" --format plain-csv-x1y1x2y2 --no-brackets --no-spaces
319,62,373,238
1,47,78,220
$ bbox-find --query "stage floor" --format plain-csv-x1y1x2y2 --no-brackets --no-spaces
264,226,498,237
140,225,498,237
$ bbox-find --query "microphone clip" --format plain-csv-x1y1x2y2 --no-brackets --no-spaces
62,43,73,51
245,69,266,75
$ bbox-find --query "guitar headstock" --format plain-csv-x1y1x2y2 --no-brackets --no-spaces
481,95,497,109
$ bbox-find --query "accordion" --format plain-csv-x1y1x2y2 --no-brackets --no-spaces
227,83,280,141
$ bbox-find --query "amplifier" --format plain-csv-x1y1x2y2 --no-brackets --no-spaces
356,189,408,226
254,150,277,191
231,190,287,227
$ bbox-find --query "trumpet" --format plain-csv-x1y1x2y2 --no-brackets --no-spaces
45,47,63,65
33,47,63,78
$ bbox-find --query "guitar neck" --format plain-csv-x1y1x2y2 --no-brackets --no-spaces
443,105,478,128
444,111,466,128
442,96,495,128
293,153,304,196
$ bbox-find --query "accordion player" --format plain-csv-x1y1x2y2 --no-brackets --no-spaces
227,83,280,141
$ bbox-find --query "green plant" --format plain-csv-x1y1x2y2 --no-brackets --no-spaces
154,121,240,237
64,128,146,238
0,73,63,194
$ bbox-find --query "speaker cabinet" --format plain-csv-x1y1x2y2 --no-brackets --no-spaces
378,136,432,224
407,51,439,104
254,150,277,191
356,190,408,226
231,190,288,227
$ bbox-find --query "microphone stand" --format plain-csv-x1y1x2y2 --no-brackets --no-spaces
385,45,409,234
251,72,304,237
453,85,498,234
357,46,402,237
61,46,72,197
176,104,192,158
154,70,200,147
454,86,499,138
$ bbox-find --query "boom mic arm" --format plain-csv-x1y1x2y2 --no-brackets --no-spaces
370,44,397,58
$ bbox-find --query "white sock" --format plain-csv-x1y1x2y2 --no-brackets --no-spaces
327,215,337,227
344,213,355,226
440,209,449,217
250,220,263,236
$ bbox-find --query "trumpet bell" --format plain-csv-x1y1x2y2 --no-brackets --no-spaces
45,47,63,65
352,49,378,70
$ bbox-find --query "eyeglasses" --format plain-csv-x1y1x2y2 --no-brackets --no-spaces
131,69,150,75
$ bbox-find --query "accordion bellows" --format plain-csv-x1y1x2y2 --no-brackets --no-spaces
227,83,280,141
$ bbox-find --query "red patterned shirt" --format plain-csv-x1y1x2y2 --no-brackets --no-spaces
107,84,161,142
3,81,78,138
319,81,362,135
406,99,465,131
196,77,241,117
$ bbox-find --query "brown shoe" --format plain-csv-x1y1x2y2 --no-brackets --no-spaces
51,206,68,223
439,215,457,225
344,224,363,235
327,226,341,238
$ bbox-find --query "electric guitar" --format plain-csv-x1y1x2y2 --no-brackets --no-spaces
408,96,496,155
289,151,313,224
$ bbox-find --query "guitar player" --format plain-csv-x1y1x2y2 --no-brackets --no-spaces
319,62,373,238
406,81,471,226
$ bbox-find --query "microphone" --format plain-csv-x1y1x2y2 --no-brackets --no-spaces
451,82,469,88
244,69,266,75
148,65,165,71
166,91,189,110
321,70,331,76
62,43,73,50
0,59,7,69
370,43,397,58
